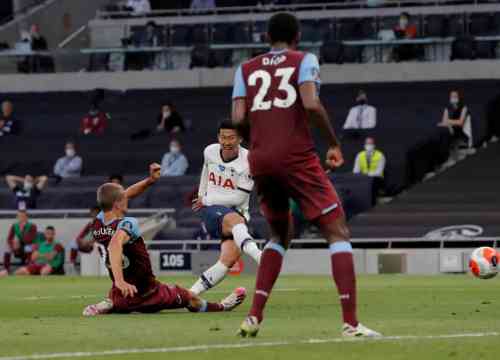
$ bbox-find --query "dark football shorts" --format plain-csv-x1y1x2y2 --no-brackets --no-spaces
255,156,344,227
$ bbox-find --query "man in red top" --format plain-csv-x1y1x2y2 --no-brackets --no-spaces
80,105,109,135
232,12,380,338
0,210,38,276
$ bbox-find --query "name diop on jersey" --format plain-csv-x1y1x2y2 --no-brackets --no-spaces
263,54,286,66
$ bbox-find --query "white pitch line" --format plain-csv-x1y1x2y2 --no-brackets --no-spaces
0,332,498,360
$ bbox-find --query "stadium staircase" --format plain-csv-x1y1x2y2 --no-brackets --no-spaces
349,141,500,239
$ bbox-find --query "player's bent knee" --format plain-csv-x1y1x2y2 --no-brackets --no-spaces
222,213,244,233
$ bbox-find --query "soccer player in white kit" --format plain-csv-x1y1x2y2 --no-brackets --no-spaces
190,121,262,296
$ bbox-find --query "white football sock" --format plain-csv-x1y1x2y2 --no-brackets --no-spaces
232,223,262,264
190,261,229,295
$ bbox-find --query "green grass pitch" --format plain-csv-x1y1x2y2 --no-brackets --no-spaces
0,274,499,360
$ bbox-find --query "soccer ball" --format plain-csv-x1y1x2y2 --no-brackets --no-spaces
469,247,499,279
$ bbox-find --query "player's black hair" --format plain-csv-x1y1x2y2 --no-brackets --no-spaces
218,120,237,133
90,205,101,212
267,12,300,45
46,225,55,231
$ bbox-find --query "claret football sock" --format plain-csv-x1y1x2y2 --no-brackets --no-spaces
197,299,224,312
3,252,11,273
232,223,262,264
330,241,358,327
249,242,286,323
190,261,229,295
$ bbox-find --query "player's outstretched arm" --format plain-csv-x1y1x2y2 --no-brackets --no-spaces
299,82,344,168
125,163,161,200
232,99,250,142
108,229,137,298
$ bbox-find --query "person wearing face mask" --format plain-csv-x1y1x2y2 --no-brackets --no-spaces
438,90,471,147
353,137,386,193
343,90,377,130
5,174,48,210
156,102,185,134
80,104,110,136
53,141,83,179
160,139,189,176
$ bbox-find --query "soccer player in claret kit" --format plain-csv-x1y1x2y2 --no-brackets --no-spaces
232,13,381,337
82,163,245,316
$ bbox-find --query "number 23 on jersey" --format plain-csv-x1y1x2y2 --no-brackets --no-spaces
248,67,297,112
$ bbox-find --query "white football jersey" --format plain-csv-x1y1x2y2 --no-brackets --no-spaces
198,143,254,220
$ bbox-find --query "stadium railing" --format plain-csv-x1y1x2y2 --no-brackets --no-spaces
146,237,499,251
0,35,498,73
95,0,500,19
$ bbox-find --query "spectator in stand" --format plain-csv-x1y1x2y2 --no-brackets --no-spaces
134,21,164,47
30,24,48,51
393,12,418,62
80,105,110,136
343,90,377,130
438,90,472,147
109,174,124,185
156,102,185,134
132,21,165,70
5,174,48,210
161,139,189,176
0,210,39,276
69,206,101,273
0,100,20,137
53,141,83,179
125,0,151,14
353,137,386,193
190,0,215,10
15,226,64,276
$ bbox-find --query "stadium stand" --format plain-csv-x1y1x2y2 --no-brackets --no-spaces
349,142,500,240
0,78,495,241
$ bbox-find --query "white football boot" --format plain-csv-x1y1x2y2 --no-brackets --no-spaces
221,287,247,311
82,298,113,316
342,323,382,338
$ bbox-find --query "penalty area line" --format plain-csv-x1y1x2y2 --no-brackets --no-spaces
0,332,498,360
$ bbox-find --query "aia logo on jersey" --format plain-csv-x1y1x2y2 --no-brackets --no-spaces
263,55,286,66
209,172,235,189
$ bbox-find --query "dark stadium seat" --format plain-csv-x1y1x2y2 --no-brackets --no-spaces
446,14,466,37
450,36,476,60
468,13,492,36
191,24,210,45
492,12,500,35
231,22,253,44
300,20,321,42
210,23,231,44
169,25,192,46
423,15,447,37
475,41,495,59
318,19,336,42
337,18,375,41
320,41,344,64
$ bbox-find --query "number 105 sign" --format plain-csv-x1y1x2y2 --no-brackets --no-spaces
160,252,192,271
